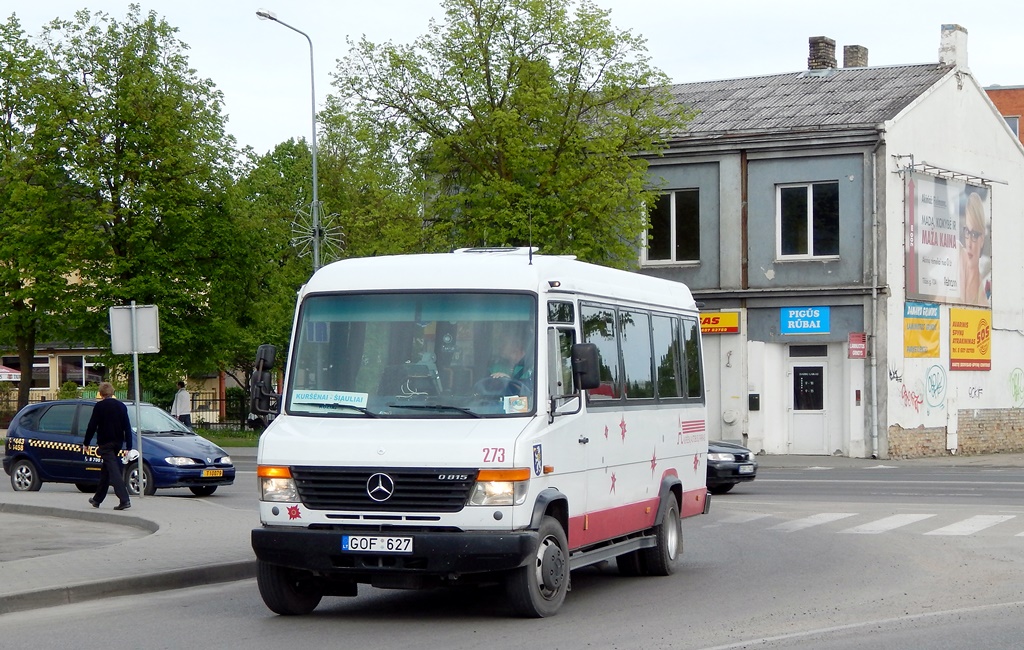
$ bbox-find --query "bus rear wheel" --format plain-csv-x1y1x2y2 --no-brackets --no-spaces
641,497,682,576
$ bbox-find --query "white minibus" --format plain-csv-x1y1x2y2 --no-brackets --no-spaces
250,248,709,617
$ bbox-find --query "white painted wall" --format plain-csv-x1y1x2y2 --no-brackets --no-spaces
882,68,1024,437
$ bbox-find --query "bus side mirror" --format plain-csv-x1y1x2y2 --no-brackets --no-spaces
255,344,276,371
250,344,280,417
571,343,601,390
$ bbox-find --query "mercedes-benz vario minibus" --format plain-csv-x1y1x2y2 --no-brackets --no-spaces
250,248,709,617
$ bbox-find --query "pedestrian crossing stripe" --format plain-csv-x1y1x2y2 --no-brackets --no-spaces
923,514,1016,536
711,511,1024,537
841,513,936,534
768,512,856,532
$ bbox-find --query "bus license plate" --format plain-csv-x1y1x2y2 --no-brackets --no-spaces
738,464,754,474
202,469,223,477
342,535,413,553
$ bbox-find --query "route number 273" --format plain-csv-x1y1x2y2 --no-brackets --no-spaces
483,447,505,462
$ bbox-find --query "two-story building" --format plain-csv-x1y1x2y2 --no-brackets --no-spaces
641,25,1024,458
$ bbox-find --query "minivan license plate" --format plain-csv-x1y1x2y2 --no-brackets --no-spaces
342,535,413,553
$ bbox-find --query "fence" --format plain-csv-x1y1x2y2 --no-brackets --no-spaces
0,389,253,431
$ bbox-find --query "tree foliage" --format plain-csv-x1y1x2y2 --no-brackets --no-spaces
0,6,250,403
0,15,97,406
216,140,316,390
317,103,426,259
331,0,692,266
33,5,238,392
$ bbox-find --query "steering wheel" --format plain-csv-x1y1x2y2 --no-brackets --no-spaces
473,376,530,397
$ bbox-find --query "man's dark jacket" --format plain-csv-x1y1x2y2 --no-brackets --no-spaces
83,398,133,450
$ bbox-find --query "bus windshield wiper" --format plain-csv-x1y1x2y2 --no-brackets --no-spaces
387,403,481,418
316,403,378,417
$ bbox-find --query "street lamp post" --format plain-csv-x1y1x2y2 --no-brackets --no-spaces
256,9,321,272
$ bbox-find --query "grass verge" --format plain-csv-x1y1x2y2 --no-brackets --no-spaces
195,428,259,448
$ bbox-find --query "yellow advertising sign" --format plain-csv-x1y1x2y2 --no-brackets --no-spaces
700,311,740,334
949,307,991,371
904,302,939,358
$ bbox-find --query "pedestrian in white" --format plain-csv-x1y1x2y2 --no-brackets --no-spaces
171,381,192,427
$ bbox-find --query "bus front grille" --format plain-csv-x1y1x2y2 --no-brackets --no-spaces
291,467,477,512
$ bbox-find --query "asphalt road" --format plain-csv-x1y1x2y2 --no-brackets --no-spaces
3,460,1024,649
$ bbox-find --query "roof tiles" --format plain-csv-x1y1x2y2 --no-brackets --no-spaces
664,64,954,139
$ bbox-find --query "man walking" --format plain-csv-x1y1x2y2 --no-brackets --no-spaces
171,380,192,427
83,382,133,510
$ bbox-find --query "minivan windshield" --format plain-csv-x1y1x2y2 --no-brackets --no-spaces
287,292,537,417
127,404,194,434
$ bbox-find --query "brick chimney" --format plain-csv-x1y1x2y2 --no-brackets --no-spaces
808,36,837,70
843,45,868,68
939,24,968,69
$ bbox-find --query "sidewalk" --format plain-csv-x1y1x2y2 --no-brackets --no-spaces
0,447,258,616
755,450,1024,469
3,447,1024,616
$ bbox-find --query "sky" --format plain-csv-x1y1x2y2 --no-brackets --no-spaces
6,1,1023,155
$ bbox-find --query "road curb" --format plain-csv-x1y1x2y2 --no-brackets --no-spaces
0,560,257,616
0,502,159,532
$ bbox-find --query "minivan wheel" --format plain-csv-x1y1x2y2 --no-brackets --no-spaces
125,461,156,496
10,459,42,491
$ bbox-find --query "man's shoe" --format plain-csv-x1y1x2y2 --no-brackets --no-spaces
113,502,131,511
88,498,100,508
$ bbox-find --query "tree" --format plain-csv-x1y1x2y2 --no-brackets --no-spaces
0,15,96,407
331,0,693,267
213,140,314,393
36,5,238,392
317,102,427,259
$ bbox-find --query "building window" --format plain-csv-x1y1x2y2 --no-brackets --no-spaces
645,189,700,264
1004,115,1020,138
1,356,49,389
59,355,107,387
777,182,839,258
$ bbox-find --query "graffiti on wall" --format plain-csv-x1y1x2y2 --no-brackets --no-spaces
891,365,946,418
1011,368,1024,408
925,365,946,408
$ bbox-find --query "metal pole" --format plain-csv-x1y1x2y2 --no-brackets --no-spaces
130,301,143,498
256,10,321,272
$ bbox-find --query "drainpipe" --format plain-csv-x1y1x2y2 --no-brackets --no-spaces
869,131,883,458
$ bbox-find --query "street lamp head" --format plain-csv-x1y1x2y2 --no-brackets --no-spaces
255,9,277,21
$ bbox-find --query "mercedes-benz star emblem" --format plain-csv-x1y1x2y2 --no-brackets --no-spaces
366,473,395,502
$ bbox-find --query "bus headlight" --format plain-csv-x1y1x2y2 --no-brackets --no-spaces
467,469,531,506
258,466,298,502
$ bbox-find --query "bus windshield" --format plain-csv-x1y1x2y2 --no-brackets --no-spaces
286,292,537,418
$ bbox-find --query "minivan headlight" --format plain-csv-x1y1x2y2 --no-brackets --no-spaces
165,456,199,466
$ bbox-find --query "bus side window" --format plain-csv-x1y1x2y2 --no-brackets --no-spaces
682,316,704,399
547,327,576,396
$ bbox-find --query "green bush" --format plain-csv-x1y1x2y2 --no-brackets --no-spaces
56,381,82,400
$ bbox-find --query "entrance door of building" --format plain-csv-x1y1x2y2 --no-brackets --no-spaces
790,363,828,454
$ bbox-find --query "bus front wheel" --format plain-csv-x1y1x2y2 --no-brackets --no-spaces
256,560,324,615
506,515,569,617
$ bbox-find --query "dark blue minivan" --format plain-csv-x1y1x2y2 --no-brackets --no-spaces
3,399,235,496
